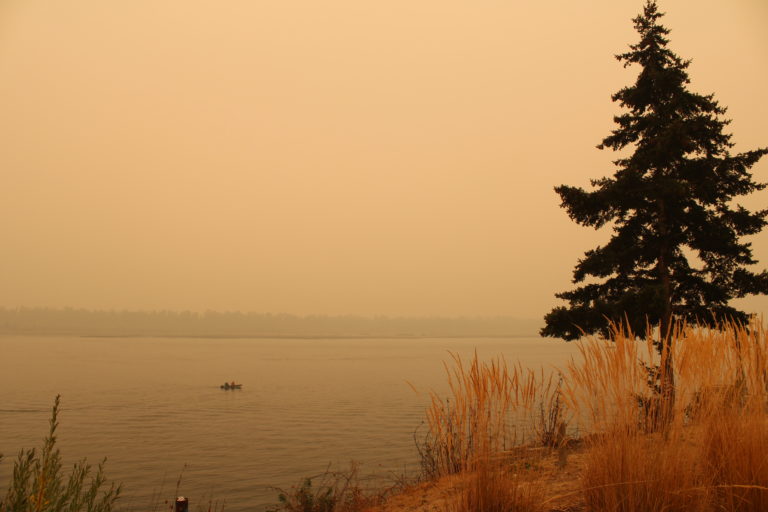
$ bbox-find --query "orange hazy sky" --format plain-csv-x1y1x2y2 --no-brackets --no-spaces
1,0,766,318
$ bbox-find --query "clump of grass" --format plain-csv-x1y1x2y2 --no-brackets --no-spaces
570,320,768,512
415,353,566,512
580,427,709,512
700,409,768,511
417,352,567,479
268,463,371,512
533,376,568,448
446,458,544,512
0,395,121,512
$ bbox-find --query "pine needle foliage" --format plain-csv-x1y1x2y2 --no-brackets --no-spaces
0,396,121,512
542,0,768,342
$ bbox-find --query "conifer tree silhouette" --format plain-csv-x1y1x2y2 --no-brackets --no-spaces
542,1,767,346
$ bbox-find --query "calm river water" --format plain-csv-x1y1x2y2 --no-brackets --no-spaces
0,335,578,511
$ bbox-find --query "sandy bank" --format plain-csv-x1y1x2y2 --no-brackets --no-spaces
364,444,588,512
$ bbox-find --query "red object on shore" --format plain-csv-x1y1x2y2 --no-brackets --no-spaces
175,497,188,512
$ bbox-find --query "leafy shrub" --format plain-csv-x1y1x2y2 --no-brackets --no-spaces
268,464,367,512
0,396,121,512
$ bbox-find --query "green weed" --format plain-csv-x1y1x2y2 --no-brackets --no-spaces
0,396,121,512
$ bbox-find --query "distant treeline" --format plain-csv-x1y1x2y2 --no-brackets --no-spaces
0,307,541,338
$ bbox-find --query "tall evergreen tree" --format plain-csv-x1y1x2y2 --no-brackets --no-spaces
541,1,768,344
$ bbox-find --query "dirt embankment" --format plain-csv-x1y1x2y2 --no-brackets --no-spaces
365,444,588,512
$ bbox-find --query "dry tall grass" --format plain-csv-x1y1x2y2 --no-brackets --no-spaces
419,352,567,479
417,352,566,512
422,320,768,512
568,321,768,512
445,462,545,512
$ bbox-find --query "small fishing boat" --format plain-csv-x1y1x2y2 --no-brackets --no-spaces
220,382,243,390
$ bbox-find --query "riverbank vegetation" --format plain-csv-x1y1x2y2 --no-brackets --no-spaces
272,320,768,512
3,321,766,511
0,396,121,512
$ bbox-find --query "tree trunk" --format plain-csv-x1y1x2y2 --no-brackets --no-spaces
657,198,675,427
658,304,675,427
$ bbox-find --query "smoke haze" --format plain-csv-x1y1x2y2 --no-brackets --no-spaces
1,0,766,318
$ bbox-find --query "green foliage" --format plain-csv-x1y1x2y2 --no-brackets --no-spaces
268,464,367,512
276,478,335,512
542,0,768,341
0,396,121,512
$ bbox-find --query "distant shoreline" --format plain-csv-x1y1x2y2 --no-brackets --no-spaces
1,332,540,340
0,307,543,340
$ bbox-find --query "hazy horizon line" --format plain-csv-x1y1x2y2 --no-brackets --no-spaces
0,305,540,321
